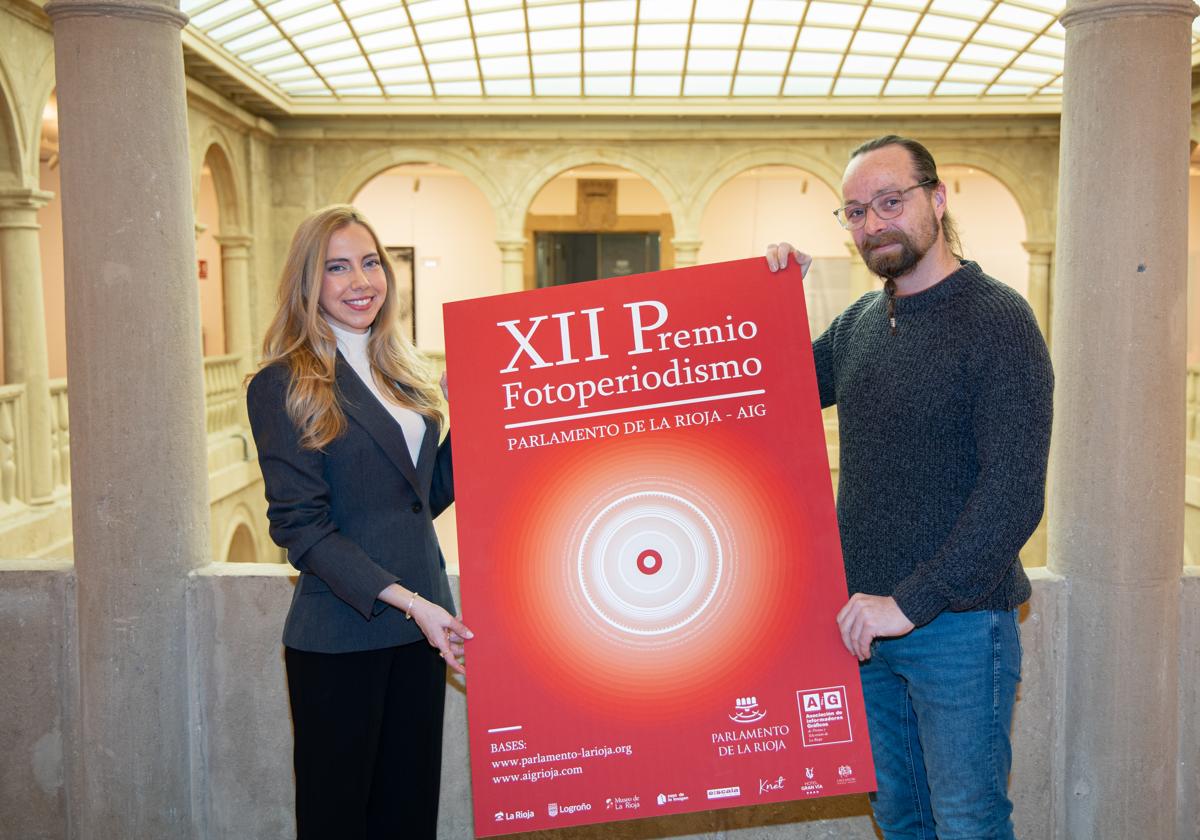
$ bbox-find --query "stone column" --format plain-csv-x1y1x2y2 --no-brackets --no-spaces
215,233,253,369
1022,239,1053,341
496,238,526,293
845,240,873,304
45,1,211,837
1048,2,1196,838
1021,238,1053,567
0,188,55,505
671,238,703,268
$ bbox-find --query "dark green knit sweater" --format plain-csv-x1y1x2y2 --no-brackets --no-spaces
813,261,1052,627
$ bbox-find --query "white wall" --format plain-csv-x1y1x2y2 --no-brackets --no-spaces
529,177,575,215
618,178,671,215
37,161,66,380
697,167,848,264
527,167,671,217
353,166,500,351
196,166,226,357
940,165,1029,298
698,167,850,335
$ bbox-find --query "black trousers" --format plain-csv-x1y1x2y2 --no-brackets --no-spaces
285,641,447,840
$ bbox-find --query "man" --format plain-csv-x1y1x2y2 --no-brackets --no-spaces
767,135,1052,840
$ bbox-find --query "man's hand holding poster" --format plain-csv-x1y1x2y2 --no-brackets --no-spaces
444,258,875,836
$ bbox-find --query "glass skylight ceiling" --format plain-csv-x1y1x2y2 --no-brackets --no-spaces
177,0,1198,106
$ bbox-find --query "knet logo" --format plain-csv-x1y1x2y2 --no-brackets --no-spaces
759,776,785,795
729,695,767,723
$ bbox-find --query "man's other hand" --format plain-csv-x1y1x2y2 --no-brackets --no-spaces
836,594,915,661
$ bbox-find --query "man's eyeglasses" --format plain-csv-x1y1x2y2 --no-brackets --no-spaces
833,179,936,230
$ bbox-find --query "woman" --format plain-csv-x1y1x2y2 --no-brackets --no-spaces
246,204,471,838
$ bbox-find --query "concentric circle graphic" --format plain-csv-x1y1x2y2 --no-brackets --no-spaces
576,491,723,636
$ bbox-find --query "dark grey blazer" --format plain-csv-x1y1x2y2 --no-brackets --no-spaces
246,355,455,653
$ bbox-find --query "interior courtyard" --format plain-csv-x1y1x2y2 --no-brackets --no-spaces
0,0,1197,836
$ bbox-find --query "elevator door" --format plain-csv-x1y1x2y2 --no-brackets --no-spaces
534,232,661,287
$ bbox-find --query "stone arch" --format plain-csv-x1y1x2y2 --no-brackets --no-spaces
28,53,56,185
508,148,685,240
686,146,844,236
933,145,1053,243
333,146,505,229
220,508,259,564
936,161,1031,240
193,128,245,233
0,56,25,187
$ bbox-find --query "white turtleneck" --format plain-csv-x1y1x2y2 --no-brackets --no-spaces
326,318,427,467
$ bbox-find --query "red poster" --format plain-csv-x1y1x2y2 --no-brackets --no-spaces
444,258,875,836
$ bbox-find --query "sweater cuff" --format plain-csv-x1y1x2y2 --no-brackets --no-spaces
891,576,949,628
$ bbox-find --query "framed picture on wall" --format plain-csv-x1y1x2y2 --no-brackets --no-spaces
386,246,416,344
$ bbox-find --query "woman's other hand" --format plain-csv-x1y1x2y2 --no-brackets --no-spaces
440,371,449,401
766,242,812,276
410,597,473,675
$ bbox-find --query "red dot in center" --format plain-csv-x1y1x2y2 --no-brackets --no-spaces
636,549,663,575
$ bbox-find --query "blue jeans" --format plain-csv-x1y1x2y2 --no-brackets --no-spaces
860,609,1021,840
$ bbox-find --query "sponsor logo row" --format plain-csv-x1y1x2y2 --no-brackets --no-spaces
492,763,858,823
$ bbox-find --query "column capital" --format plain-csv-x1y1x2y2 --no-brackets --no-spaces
0,189,53,216
671,239,703,268
44,0,189,28
1022,239,1055,259
214,233,253,256
0,189,54,229
1061,0,1198,28
495,238,526,258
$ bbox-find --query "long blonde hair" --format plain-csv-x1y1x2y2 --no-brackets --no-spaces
257,204,441,450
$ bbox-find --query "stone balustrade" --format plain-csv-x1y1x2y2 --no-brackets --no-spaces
203,353,244,435
0,384,28,505
2,361,1199,549
49,379,69,491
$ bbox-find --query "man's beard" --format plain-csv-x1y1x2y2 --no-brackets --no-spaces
860,213,939,280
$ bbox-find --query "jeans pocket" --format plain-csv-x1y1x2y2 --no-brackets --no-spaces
1008,609,1023,683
